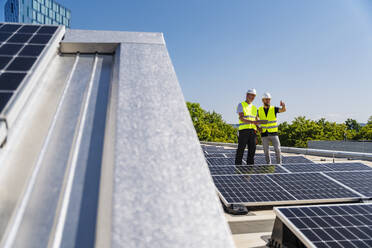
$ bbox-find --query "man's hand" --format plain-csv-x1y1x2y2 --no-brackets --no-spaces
279,100,286,113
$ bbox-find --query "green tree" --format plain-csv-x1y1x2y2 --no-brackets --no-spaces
367,116,372,125
345,118,361,132
186,102,238,143
359,123,372,140
278,117,348,147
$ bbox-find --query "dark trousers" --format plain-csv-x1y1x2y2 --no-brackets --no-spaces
235,129,256,165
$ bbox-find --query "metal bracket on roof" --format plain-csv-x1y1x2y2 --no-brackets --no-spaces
0,115,8,148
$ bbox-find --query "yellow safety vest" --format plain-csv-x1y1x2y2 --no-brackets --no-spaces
238,101,257,130
258,106,278,133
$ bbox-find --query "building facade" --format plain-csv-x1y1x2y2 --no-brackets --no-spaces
4,0,71,27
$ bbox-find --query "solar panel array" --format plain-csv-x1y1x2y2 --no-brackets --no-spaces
275,203,372,248
202,144,372,206
325,171,372,198
209,165,288,175
0,23,58,113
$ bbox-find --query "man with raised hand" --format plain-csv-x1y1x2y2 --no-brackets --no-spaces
235,88,259,165
258,92,286,164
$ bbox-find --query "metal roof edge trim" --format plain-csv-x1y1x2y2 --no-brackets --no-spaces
62,29,165,45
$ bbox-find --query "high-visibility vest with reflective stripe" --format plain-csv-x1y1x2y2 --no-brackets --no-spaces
238,101,257,130
258,106,278,133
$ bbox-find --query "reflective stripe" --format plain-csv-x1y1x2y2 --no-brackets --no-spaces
239,101,257,130
239,123,257,126
264,125,278,129
258,106,278,133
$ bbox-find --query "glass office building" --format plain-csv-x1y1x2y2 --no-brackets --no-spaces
4,0,71,27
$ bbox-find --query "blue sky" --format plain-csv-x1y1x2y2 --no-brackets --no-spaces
1,0,372,124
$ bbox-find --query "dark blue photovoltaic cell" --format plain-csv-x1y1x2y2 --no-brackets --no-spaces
0,92,13,112
0,44,23,55
283,156,314,164
8,34,33,43
323,162,372,171
208,165,287,175
207,157,245,165
29,34,52,44
0,56,12,70
213,175,295,204
276,204,372,248
0,24,21,32
19,45,45,56
282,163,333,173
268,173,360,200
0,73,27,90
17,25,40,33
0,32,12,42
7,57,37,71
204,153,226,158
325,171,372,197
209,166,241,175
237,165,288,174
38,26,58,34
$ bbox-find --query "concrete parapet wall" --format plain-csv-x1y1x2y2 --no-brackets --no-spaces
308,140,372,153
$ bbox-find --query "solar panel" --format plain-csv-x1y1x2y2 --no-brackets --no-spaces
275,203,372,248
208,165,288,175
8,33,33,43
323,162,372,172
213,172,360,206
254,156,278,164
0,44,23,55
204,153,226,158
268,173,361,200
237,164,289,174
7,57,37,71
29,34,52,44
18,25,40,34
38,26,58,34
0,24,22,32
254,156,314,165
19,45,45,56
0,56,12,70
325,171,372,197
212,175,296,205
283,156,314,164
0,33,13,42
0,22,59,114
0,92,13,112
282,163,333,173
0,73,27,90
209,166,241,175
207,157,245,165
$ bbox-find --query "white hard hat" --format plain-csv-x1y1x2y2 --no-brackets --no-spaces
247,88,256,95
262,92,271,99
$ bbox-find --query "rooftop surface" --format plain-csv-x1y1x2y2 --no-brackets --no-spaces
215,148,372,248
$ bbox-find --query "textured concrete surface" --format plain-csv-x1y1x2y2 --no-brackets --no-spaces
110,42,234,248
308,140,372,153
232,232,271,248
